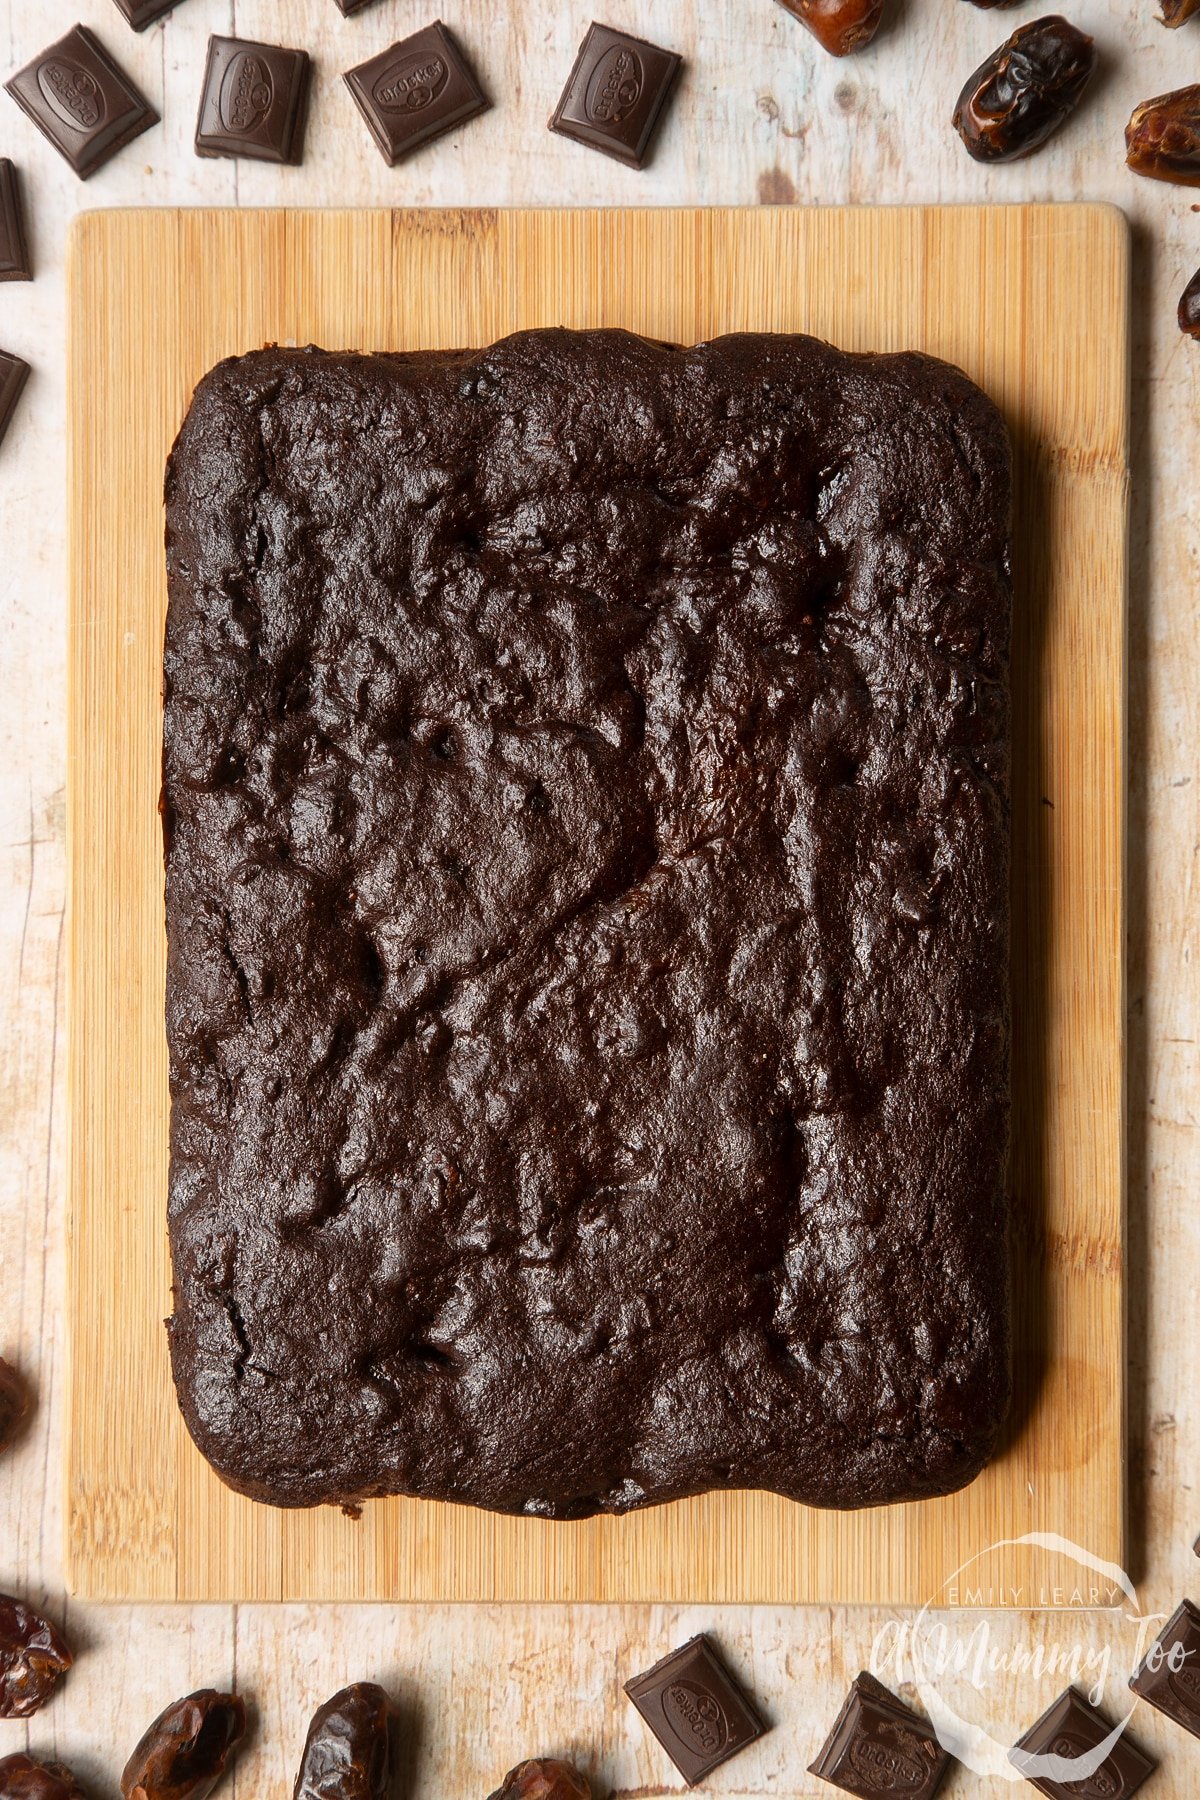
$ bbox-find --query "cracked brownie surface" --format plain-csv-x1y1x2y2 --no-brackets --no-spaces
162,328,1012,1516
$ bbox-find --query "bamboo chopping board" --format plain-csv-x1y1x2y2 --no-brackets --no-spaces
66,206,1128,1604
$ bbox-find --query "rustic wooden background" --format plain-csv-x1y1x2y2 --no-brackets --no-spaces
1,1,1197,1796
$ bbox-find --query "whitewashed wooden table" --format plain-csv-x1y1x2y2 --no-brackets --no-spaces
1,1,1198,1795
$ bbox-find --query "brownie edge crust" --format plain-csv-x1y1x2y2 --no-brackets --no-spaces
163,328,1012,1518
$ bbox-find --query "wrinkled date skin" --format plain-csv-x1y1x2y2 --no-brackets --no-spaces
1179,268,1200,336
777,0,888,56
486,1761,592,1800
0,1357,29,1454
0,1753,88,1800
1126,86,1200,183
1160,0,1200,23
953,15,1096,161
0,1596,73,1718
121,1690,247,1800
293,1683,398,1800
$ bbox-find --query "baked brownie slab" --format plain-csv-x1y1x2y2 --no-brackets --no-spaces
163,328,1011,1516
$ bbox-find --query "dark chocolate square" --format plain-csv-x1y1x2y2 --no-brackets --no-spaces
195,36,311,165
549,22,681,169
344,23,489,165
4,26,157,180
1130,1597,1200,1740
1010,1686,1155,1799
810,1673,951,1799
111,0,185,28
624,1635,766,1785
0,351,30,452
334,0,384,14
0,161,31,282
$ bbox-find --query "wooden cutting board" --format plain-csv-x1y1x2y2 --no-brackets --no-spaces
66,206,1128,1604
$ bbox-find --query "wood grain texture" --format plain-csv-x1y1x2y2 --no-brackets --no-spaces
66,203,1127,1607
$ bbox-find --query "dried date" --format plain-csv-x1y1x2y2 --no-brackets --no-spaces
121,1690,246,1800
1160,0,1200,23
777,0,888,57
953,15,1096,161
293,1683,398,1800
486,1761,591,1800
0,1596,73,1718
1126,86,1200,184
0,1753,88,1800
1179,267,1200,336
0,1356,29,1453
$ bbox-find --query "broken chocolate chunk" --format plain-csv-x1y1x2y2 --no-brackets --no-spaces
809,1672,951,1799
1011,1685,1155,1799
1129,1597,1200,1739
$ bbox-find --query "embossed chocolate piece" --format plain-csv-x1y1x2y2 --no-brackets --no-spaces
112,0,187,28
486,1761,589,1800
625,1635,766,1785
0,163,31,282
293,1683,397,1800
0,353,31,455
333,0,384,13
344,23,489,165
1011,1685,1155,1799
5,25,157,179
549,22,681,167
195,36,311,165
1179,269,1200,337
809,1672,950,1799
1130,1596,1200,1739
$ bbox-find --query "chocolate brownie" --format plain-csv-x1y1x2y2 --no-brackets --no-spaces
163,329,1011,1516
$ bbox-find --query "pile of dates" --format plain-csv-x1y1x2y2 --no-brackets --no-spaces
0,1355,590,1800
0,1654,589,1800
